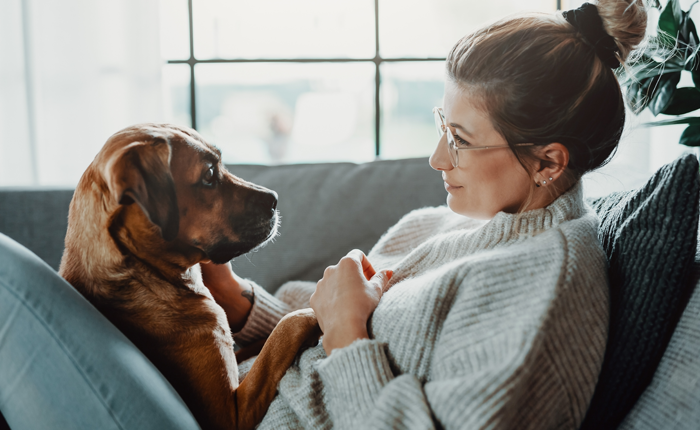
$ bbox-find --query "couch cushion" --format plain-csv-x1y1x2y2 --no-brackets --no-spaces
0,188,73,270
227,158,445,293
580,153,700,430
618,256,700,430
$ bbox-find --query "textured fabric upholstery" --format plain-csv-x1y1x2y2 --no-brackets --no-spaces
618,256,700,430
0,189,73,270
0,159,444,293
580,154,700,430
222,158,444,293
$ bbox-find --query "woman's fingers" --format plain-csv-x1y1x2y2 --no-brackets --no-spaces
200,261,239,290
368,269,394,295
345,249,376,280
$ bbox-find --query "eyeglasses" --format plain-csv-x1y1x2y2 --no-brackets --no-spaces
433,107,534,168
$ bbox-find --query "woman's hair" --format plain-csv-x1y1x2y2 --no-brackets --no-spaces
446,0,647,183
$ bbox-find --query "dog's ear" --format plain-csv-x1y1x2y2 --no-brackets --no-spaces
106,139,179,241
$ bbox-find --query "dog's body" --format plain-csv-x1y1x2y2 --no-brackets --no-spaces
59,124,320,430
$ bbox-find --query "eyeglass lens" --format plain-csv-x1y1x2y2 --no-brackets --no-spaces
434,109,444,138
434,108,459,167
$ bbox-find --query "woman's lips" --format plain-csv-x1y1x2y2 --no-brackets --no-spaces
444,181,463,192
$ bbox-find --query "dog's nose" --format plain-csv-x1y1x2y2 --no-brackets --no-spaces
251,189,277,212
267,190,278,211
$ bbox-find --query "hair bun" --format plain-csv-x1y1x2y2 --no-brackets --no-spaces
595,0,647,64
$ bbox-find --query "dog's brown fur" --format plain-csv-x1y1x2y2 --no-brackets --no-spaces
59,124,320,430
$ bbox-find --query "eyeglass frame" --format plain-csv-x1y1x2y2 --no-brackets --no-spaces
433,107,534,168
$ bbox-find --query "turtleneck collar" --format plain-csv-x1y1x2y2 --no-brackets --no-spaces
473,181,587,246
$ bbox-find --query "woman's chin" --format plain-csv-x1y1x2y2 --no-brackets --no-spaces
446,194,466,215
446,195,495,220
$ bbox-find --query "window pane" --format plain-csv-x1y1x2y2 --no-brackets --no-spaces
380,61,444,159
193,0,375,59
159,0,190,60
0,0,34,186
20,0,163,186
195,63,375,164
162,64,192,128
379,0,557,58
561,0,587,9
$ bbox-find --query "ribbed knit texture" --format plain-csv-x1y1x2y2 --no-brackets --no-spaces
619,255,700,430
235,181,609,430
580,154,700,430
234,280,292,346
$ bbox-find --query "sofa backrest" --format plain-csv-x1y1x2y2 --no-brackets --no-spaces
0,189,73,271
226,158,445,292
0,158,445,293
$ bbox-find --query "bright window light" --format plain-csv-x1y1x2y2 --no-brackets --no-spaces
2,0,696,191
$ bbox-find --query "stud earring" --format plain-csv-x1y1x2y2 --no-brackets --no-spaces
535,182,540,188
549,177,553,181
542,180,547,185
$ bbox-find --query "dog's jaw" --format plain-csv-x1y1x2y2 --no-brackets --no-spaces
204,211,280,264
258,210,281,248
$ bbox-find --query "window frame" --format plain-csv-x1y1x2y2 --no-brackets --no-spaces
167,0,563,158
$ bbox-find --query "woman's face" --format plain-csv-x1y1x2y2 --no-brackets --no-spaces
429,80,533,219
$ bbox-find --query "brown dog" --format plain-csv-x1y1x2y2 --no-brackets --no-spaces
59,123,320,430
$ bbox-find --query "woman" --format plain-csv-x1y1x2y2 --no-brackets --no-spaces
202,1,647,428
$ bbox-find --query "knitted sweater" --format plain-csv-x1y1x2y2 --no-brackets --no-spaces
234,182,609,430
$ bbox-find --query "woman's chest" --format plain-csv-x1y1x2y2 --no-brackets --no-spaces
368,268,460,382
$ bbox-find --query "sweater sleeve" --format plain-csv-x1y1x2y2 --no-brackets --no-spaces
232,280,317,346
232,280,292,346
316,339,436,429
316,321,575,430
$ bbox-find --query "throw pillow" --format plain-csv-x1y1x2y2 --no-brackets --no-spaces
618,261,700,430
580,153,700,430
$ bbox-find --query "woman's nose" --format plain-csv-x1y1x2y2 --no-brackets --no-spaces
429,133,453,172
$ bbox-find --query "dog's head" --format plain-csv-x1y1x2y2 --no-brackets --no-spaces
91,123,278,266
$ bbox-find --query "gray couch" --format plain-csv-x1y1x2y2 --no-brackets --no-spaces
0,157,698,429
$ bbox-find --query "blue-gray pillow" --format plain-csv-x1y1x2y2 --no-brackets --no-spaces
0,233,199,430
580,153,700,430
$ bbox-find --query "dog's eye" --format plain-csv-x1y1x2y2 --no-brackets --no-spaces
202,167,216,187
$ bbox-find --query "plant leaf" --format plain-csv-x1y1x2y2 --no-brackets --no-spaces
659,0,682,47
626,77,653,110
661,87,700,115
644,116,700,127
618,58,682,87
680,124,700,146
649,71,682,115
679,7,699,46
693,71,700,87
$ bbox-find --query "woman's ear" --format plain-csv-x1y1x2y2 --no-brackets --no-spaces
532,143,569,184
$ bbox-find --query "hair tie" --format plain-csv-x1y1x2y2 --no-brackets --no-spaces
562,2,621,68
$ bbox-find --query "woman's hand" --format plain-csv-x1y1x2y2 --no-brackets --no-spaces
200,262,254,333
310,249,393,356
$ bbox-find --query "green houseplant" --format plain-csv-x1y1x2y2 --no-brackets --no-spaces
621,0,700,145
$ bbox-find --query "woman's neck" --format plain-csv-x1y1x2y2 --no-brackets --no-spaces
522,174,579,213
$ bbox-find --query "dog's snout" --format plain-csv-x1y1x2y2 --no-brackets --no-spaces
249,189,278,213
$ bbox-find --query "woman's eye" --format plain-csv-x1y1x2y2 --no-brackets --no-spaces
202,167,216,187
454,134,471,146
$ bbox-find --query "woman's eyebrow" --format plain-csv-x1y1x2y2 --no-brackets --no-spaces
449,122,475,138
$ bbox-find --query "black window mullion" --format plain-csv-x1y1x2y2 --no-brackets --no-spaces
188,0,197,130
176,0,447,159
374,0,381,157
